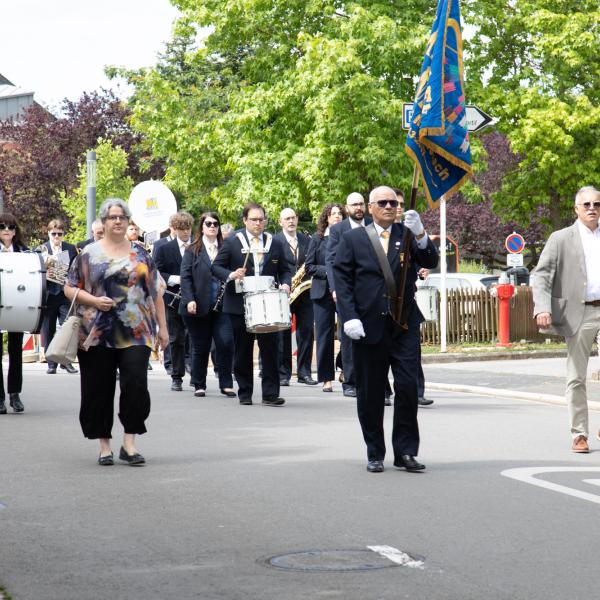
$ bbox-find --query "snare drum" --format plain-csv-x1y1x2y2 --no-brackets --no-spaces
0,252,46,333
244,289,291,333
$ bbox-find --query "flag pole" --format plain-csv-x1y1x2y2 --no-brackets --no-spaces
440,195,447,352
395,165,420,330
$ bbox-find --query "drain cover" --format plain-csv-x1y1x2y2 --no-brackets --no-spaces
264,548,424,572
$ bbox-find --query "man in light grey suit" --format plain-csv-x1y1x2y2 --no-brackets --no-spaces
533,186,600,453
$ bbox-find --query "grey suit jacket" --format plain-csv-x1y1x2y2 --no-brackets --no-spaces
532,222,587,337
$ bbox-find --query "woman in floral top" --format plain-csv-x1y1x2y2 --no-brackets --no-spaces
65,198,168,466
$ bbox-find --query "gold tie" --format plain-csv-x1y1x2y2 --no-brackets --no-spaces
1,247,9,252
289,237,298,256
380,230,390,253
251,236,264,265
208,244,217,262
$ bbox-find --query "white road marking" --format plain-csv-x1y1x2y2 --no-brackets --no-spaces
367,545,424,569
502,467,600,505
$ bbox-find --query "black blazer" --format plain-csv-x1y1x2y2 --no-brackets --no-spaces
273,231,311,275
180,245,224,317
151,235,173,260
333,223,438,345
304,235,330,300
154,238,184,295
325,217,372,292
211,231,293,315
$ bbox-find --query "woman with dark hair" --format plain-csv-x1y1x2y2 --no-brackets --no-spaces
304,203,345,392
0,213,28,413
180,212,235,397
64,198,169,466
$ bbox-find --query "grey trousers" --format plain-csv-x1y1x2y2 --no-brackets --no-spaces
565,305,600,438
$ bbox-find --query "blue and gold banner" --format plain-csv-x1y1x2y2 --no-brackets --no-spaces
405,0,472,208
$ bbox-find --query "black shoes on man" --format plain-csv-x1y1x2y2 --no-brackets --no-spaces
367,455,426,473
367,460,384,473
171,380,183,392
47,363,77,374
298,376,318,385
0,394,24,413
418,396,434,406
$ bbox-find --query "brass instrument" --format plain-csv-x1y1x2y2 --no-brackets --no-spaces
290,263,312,304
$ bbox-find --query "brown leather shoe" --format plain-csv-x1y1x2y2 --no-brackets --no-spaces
572,435,589,453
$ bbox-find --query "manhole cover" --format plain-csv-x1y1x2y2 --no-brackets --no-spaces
264,547,424,572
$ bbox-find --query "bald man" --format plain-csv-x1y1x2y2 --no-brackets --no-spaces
325,192,371,397
333,186,438,473
274,208,316,385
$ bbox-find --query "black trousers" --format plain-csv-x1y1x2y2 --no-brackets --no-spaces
166,307,187,381
0,332,23,398
42,292,70,369
313,295,336,382
230,313,280,401
279,292,314,380
353,317,421,462
339,325,355,390
183,311,234,390
78,345,151,439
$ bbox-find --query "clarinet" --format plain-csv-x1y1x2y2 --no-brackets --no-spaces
212,281,227,312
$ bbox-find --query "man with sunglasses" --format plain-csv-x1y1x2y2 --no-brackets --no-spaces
41,219,78,375
333,186,438,473
533,186,600,454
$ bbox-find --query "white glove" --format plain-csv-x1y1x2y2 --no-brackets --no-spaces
404,210,424,237
344,319,366,340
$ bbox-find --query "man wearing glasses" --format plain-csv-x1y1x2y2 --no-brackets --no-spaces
212,203,292,406
41,219,78,374
333,186,438,473
325,192,371,398
533,186,600,454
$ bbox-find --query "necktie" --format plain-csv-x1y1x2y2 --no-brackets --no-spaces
380,230,390,253
1,247,9,252
208,244,217,262
251,236,264,270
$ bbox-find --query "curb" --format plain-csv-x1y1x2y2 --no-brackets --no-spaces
428,382,600,413
422,349,569,364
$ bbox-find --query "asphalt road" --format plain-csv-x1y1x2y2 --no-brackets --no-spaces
2,361,600,599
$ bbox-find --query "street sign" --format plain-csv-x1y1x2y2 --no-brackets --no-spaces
505,232,526,254
402,103,495,132
507,253,524,267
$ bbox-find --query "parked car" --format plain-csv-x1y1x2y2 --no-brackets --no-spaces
416,273,499,290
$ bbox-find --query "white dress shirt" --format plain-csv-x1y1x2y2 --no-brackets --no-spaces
576,219,600,301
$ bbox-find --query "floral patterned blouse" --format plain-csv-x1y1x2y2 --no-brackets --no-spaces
67,242,164,350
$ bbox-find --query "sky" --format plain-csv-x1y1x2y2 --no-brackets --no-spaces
1,0,181,112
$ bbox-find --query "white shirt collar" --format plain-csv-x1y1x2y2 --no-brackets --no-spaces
349,217,365,229
576,219,600,237
246,229,262,241
283,230,297,244
202,235,218,247
373,222,392,235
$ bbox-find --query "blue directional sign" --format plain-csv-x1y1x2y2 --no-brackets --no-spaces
505,232,525,254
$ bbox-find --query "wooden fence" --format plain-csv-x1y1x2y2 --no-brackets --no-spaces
420,286,551,344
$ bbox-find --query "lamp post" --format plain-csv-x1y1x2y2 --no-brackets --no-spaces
86,151,97,236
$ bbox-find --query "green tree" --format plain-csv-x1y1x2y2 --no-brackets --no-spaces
112,2,435,221
463,0,600,230
61,139,134,244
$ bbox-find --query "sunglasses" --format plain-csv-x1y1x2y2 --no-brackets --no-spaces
0,223,16,231
372,199,399,208
50,232,64,237
204,221,219,228
578,202,600,210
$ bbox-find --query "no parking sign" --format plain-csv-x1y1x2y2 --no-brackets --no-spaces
505,232,525,254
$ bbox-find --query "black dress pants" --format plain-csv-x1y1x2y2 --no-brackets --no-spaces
166,307,187,382
279,292,314,380
339,326,355,390
78,345,151,439
230,313,280,401
353,316,421,462
0,332,23,398
313,295,336,382
42,292,70,369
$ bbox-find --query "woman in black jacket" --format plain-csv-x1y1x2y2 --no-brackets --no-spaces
180,212,235,397
304,203,345,392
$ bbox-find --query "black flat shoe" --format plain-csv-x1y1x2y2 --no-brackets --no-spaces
239,398,253,405
342,387,357,398
60,363,78,374
119,447,145,466
0,399,6,414
171,381,183,392
262,397,285,406
367,460,384,473
9,393,24,413
279,379,290,386
98,452,114,466
418,396,434,406
194,389,206,397
220,389,237,397
298,376,318,385
47,367,57,374
394,455,425,472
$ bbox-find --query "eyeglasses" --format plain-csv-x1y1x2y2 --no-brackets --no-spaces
50,232,64,237
204,221,219,228
0,223,16,231
106,215,129,222
247,217,267,224
371,199,399,208
578,202,600,209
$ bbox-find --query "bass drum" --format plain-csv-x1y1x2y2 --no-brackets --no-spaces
0,252,46,333
244,289,291,334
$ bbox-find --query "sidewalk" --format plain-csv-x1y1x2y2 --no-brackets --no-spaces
423,354,600,409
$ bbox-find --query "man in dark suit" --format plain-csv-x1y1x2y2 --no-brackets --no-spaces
212,203,293,406
154,211,194,391
42,219,79,374
274,208,316,386
333,186,438,473
76,219,104,250
325,192,370,397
